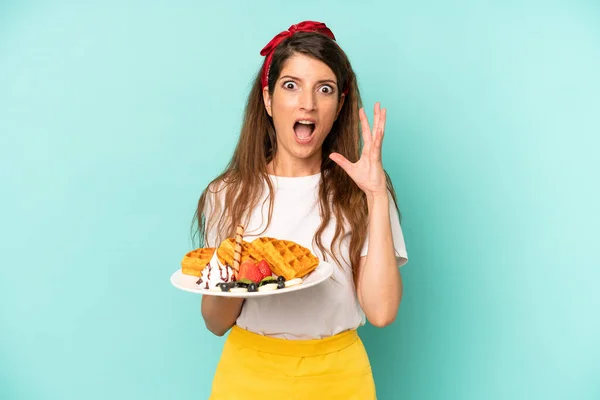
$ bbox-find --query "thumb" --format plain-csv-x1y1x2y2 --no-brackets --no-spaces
329,152,354,174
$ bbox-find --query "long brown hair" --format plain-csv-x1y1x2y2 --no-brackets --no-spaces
192,31,399,282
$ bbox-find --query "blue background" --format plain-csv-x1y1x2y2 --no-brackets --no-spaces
1,1,599,399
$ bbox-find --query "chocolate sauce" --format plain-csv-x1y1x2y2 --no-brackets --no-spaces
204,264,212,289
219,264,230,282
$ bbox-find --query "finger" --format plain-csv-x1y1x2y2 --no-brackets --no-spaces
379,106,387,135
329,152,354,174
372,107,386,161
371,102,380,144
359,108,372,156
370,103,381,160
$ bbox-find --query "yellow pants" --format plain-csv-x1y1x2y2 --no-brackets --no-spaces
209,325,377,399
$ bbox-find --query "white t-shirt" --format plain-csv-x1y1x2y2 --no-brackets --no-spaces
204,172,408,340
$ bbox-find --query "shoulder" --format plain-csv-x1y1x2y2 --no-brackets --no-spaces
202,177,230,207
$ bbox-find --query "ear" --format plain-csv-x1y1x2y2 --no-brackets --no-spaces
262,86,273,117
335,93,346,120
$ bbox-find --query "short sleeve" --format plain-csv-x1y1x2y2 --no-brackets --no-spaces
202,182,225,248
360,191,408,267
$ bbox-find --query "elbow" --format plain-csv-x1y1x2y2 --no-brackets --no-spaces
200,296,243,337
201,312,231,337
365,303,400,328
368,313,397,328
206,324,229,337
201,310,226,337
362,294,402,328
202,315,232,337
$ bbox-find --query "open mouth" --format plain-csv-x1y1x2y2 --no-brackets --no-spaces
293,120,316,142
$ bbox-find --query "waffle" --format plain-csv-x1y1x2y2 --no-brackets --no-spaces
216,237,263,270
181,247,216,277
250,237,319,280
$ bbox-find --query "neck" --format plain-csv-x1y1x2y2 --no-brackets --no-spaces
267,153,321,177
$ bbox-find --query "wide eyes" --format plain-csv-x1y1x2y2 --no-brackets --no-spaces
319,85,333,94
283,81,297,90
282,81,335,94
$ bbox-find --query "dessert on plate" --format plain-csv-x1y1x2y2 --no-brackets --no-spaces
180,225,319,293
251,236,319,280
180,247,216,277
216,237,263,268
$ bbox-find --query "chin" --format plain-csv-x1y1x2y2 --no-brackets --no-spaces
289,145,319,160
294,137,326,156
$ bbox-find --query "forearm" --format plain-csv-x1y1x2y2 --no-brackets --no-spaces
201,296,244,336
359,192,403,327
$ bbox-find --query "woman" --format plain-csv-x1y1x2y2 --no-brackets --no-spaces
194,21,408,399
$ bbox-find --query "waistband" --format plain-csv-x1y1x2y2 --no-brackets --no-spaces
228,325,359,357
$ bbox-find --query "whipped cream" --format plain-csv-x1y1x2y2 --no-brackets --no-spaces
196,253,236,290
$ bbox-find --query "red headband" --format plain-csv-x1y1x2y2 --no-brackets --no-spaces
260,21,337,90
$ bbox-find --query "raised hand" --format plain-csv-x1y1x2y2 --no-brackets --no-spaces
329,102,388,198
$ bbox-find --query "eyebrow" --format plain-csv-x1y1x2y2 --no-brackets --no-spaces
278,75,338,86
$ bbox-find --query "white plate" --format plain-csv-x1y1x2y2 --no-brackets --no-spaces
170,261,333,298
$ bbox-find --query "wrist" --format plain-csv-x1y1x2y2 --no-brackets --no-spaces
366,190,388,202
366,191,388,211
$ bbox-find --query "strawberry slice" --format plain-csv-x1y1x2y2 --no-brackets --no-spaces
238,260,252,280
239,260,263,283
245,265,263,283
257,259,272,279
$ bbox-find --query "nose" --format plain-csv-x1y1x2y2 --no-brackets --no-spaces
299,89,316,111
